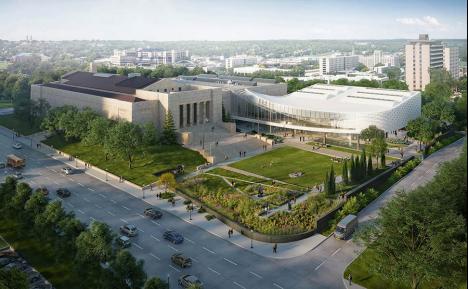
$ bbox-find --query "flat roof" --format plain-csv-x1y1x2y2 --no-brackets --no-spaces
246,83,419,114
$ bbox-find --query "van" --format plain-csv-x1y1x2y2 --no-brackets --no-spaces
334,214,358,240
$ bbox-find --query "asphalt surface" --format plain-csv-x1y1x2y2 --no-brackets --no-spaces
1,130,464,289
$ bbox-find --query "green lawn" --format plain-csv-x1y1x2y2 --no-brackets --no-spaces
308,143,400,161
0,100,13,108
229,146,342,187
0,61,8,70
43,134,206,186
0,219,81,289
345,248,467,289
0,114,42,135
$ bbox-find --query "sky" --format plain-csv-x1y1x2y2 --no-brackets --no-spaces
0,0,466,41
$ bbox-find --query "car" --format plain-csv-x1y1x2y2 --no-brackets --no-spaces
56,188,71,198
120,224,138,237
36,186,49,196
61,167,73,175
171,253,192,268
12,143,22,149
144,207,163,219
0,162,5,169
116,236,131,248
178,274,203,288
10,172,23,180
163,230,184,244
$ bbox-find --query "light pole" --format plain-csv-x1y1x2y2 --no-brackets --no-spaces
105,169,108,181
142,186,145,199
167,273,170,289
75,156,78,168
250,229,254,248
189,204,193,220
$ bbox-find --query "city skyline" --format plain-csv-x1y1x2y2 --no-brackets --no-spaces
0,0,466,41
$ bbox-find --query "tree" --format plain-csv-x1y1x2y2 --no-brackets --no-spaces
84,117,112,146
75,222,114,264
406,117,437,151
367,155,373,175
34,200,67,238
342,160,349,184
105,121,142,168
142,123,158,146
355,63,369,72
9,182,32,213
360,149,367,177
24,191,48,217
382,79,408,90
12,76,31,120
143,277,168,289
323,171,329,194
422,99,455,132
360,125,384,143
108,250,147,289
0,268,29,289
329,165,336,195
157,173,177,192
161,111,177,145
422,69,453,103
370,136,387,168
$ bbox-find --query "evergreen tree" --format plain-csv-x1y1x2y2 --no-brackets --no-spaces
367,155,373,175
355,155,361,181
342,160,349,184
380,153,386,168
361,149,367,177
329,165,336,195
161,111,177,145
350,155,355,183
324,171,329,194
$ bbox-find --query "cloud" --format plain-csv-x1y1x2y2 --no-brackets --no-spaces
396,16,442,28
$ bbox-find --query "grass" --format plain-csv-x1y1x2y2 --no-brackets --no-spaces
43,134,206,186
0,61,8,70
229,146,342,187
308,142,400,161
344,248,467,289
0,219,81,289
0,100,13,109
0,114,42,135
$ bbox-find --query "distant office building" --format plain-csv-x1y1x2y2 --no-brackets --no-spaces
405,34,459,91
319,54,359,75
225,55,257,69
358,50,399,70
110,49,190,67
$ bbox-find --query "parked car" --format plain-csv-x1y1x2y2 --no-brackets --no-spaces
56,188,71,198
36,186,49,196
61,167,73,175
0,162,5,169
171,253,192,268
120,224,138,237
163,230,184,244
334,214,358,240
178,274,203,288
144,207,163,219
12,142,22,149
116,236,131,248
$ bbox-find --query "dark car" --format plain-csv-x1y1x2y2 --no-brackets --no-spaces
36,186,49,196
163,230,183,244
116,235,131,248
178,274,203,288
144,207,163,219
171,253,192,268
120,224,138,237
56,188,71,198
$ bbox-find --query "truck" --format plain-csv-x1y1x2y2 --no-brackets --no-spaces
6,154,25,168
334,214,358,240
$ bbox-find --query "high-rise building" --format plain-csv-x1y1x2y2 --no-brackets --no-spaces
358,51,399,70
225,56,257,69
319,54,359,75
405,34,458,91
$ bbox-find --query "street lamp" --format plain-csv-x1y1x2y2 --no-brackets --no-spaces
167,273,170,289
189,204,193,220
250,229,254,248
142,186,145,199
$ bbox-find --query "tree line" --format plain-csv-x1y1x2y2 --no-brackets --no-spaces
97,65,208,79
0,177,171,289
41,105,178,168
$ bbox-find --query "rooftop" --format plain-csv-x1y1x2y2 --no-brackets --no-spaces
245,83,419,113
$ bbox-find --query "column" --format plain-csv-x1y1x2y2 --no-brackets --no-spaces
199,101,205,124
179,105,184,129
205,101,211,122
193,103,198,125
186,103,191,126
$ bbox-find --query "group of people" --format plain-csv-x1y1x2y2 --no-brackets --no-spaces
298,136,307,142
239,151,247,158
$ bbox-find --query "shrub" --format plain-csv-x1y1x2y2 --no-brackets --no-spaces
160,192,175,199
205,215,215,221
198,207,206,213
183,199,192,205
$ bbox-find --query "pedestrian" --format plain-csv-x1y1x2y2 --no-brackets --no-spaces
243,151,246,157
239,151,242,157
348,273,352,286
228,229,231,238
171,199,175,207
216,141,218,146
273,243,277,254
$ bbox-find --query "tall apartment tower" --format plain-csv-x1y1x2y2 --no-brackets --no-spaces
405,34,458,91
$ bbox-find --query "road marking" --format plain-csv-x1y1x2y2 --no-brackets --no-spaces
202,247,216,254
233,281,246,289
273,283,284,289
89,217,96,221
110,199,117,204
191,257,199,263
331,248,342,257
94,204,102,209
137,213,145,218
83,197,90,202
78,209,85,214
121,205,131,211
137,228,145,233
151,220,161,226
169,265,181,273
77,182,84,187
223,258,238,266
314,260,326,271
29,180,36,185
185,237,195,244
120,218,128,223
168,245,179,252
106,211,115,216
87,188,95,192
151,235,160,242
150,253,160,260
133,243,143,250
68,202,75,208
208,267,220,275
53,181,59,185
99,193,106,198
249,271,262,279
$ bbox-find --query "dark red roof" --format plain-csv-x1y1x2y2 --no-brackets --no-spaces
42,83,145,103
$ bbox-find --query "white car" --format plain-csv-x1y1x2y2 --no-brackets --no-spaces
61,167,73,175
12,143,22,149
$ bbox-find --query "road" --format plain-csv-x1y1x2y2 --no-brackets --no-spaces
1,130,464,289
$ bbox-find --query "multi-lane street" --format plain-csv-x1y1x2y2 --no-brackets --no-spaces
1,129,465,289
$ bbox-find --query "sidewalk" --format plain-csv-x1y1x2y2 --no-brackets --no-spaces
3,125,329,259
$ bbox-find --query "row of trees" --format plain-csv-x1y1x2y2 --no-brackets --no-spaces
358,144,467,289
0,177,170,289
41,106,178,168
97,65,207,79
323,165,336,195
